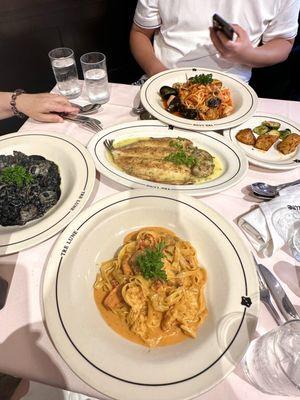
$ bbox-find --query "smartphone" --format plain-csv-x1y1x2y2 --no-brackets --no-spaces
212,13,235,40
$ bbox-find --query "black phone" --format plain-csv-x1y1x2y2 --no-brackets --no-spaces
212,13,235,40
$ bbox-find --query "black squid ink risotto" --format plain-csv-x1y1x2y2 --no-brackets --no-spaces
0,151,61,226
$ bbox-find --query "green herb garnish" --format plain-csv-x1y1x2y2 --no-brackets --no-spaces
169,140,184,149
136,242,167,281
0,165,34,188
164,150,198,167
189,73,213,85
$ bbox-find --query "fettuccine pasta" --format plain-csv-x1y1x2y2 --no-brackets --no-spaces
94,227,208,348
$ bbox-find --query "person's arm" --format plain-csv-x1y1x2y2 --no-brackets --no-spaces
130,23,167,77
0,92,78,122
210,24,294,68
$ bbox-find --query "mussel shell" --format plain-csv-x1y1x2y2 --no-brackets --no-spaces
166,96,181,112
180,106,198,120
160,86,178,100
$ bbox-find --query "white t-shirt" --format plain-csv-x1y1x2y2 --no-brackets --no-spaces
133,0,300,82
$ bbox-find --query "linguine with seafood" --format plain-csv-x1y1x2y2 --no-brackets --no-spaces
160,73,233,121
94,227,208,348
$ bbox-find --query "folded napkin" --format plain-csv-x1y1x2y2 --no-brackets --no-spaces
238,184,300,257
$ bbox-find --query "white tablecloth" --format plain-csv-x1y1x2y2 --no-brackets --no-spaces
0,83,299,400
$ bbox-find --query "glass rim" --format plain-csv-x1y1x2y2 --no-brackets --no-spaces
273,319,300,389
48,47,74,59
80,52,106,65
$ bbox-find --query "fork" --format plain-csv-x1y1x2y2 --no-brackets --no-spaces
254,256,283,325
103,139,114,151
61,114,102,133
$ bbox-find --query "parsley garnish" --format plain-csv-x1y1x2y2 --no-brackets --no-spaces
0,165,34,188
169,140,184,149
164,150,198,167
189,73,213,85
136,242,167,281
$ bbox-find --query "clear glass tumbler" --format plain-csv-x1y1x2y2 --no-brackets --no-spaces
242,319,300,396
80,52,110,104
48,47,81,99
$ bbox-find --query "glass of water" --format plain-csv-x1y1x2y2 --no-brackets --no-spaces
80,52,110,104
48,47,81,99
242,319,300,396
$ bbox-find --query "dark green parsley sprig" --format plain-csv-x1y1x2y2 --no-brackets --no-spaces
164,150,198,168
0,165,34,188
136,242,167,281
189,73,213,85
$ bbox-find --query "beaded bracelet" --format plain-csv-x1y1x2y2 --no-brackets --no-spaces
10,89,26,118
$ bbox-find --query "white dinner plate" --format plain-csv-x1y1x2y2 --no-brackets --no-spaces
87,120,248,196
0,131,95,255
224,113,300,170
140,68,258,131
43,189,259,400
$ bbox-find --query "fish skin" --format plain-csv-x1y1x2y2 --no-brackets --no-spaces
116,137,193,150
112,146,175,160
114,156,195,184
107,136,215,184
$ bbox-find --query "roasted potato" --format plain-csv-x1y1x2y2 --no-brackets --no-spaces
277,133,300,155
254,134,279,151
235,128,256,145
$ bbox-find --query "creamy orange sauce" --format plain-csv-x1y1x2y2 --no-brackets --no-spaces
94,287,188,347
93,226,207,348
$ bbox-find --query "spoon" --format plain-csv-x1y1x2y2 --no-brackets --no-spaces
70,102,101,115
250,179,300,198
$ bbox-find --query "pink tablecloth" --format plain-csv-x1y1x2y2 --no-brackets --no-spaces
0,83,299,400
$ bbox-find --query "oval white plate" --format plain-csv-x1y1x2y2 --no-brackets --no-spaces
0,131,95,255
140,68,258,131
87,120,248,196
43,189,259,400
224,113,300,170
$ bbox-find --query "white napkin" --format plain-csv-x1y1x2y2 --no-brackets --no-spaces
238,184,300,257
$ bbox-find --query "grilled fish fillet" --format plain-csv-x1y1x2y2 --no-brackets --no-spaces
108,137,215,185
113,155,194,184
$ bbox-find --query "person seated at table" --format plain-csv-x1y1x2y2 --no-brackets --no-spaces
0,91,78,122
130,0,300,83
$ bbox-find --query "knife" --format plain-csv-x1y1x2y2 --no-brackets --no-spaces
258,263,300,321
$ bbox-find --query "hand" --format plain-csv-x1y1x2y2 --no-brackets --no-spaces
16,93,79,123
209,24,254,65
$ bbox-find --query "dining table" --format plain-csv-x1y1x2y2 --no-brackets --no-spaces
0,81,299,400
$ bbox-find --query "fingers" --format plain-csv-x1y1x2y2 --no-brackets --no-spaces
231,24,246,39
210,27,226,55
49,103,79,114
35,113,64,123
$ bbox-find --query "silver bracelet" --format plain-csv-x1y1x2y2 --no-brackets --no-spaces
10,89,26,118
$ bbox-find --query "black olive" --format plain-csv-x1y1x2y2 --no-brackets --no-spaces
207,97,221,108
159,86,178,100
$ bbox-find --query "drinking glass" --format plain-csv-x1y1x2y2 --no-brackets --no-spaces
242,319,300,396
289,224,300,262
48,47,81,99
80,52,110,104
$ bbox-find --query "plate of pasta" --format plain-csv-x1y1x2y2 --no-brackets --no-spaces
43,189,259,400
140,68,258,131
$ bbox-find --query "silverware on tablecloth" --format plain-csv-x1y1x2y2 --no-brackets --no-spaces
253,255,283,325
250,179,300,199
61,114,102,133
258,263,300,321
70,102,101,115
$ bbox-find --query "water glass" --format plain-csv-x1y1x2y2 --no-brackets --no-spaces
289,224,300,262
242,319,300,396
48,47,81,99
80,52,110,104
